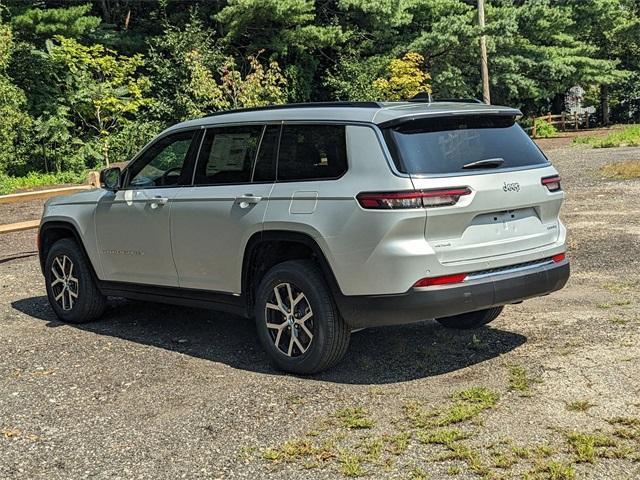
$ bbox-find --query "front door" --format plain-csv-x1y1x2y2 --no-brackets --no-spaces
171,124,279,293
95,129,200,286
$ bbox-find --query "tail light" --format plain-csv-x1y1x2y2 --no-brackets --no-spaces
357,187,471,209
413,273,467,288
552,252,566,263
542,175,561,192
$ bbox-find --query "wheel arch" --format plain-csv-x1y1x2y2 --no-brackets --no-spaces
241,230,344,311
39,221,97,277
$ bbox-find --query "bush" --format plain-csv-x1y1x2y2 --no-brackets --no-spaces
534,119,558,138
0,170,86,195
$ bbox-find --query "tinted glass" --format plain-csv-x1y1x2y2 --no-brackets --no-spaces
194,125,263,185
383,116,549,175
277,125,347,181
128,130,195,187
253,124,280,182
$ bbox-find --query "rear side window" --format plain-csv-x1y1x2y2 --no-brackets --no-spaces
194,125,263,185
277,125,347,181
383,115,549,175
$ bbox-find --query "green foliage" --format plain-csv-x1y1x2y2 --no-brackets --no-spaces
0,20,33,175
0,171,86,195
534,119,558,138
0,0,639,183
573,124,640,147
46,36,152,166
373,52,432,100
12,4,100,44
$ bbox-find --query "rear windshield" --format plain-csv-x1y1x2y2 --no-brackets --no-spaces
382,115,549,175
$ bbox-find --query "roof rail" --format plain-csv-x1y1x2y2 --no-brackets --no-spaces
205,101,383,117
407,93,484,104
432,98,484,104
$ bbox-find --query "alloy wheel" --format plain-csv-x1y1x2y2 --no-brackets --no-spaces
50,254,79,311
265,282,314,357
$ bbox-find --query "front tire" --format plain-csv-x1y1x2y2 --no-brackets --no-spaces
45,238,106,324
436,306,504,330
254,260,350,374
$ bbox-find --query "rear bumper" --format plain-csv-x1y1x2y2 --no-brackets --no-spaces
335,259,570,328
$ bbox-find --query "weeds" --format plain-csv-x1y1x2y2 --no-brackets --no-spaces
508,364,538,395
335,407,375,430
566,431,616,463
565,400,595,412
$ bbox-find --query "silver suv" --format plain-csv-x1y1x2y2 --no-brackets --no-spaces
39,101,569,374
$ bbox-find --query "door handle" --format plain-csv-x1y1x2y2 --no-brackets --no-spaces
147,196,168,209
236,194,262,208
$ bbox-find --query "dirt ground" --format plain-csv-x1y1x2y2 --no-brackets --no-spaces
1,140,639,480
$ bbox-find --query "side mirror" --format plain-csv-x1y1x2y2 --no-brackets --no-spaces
100,167,121,191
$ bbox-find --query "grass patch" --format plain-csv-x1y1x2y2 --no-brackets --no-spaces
530,459,576,479
573,124,640,148
417,428,468,446
438,387,500,426
338,450,365,477
508,364,539,395
565,400,595,412
335,407,375,430
601,160,640,179
0,171,87,195
566,431,616,463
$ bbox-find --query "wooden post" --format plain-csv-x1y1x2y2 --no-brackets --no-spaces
547,112,552,124
532,118,537,138
585,113,589,129
561,112,566,131
477,0,491,104
574,112,579,131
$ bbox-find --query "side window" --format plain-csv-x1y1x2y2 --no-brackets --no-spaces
253,124,280,182
194,125,263,185
277,125,347,181
127,130,196,188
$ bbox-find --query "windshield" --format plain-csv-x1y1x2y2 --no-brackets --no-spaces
383,115,549,175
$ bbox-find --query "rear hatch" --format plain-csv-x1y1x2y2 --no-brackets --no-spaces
382,114,563,265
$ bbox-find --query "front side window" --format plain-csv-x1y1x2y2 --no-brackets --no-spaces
194,125,264,185
127,130,196,188
277,125,347,181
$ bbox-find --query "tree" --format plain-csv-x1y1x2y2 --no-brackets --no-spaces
148,16,287,121
373,52,432,100
46,36,152,166
0,20,32,175
12,4,100,44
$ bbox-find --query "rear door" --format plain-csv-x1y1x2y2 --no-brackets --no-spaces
382,115,563,265
171,124,279,293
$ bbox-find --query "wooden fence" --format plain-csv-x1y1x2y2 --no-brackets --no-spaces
531,112,591,138
0,172,99,235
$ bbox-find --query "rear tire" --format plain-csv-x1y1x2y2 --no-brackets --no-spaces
45,238,106,324
254,260,350,374
436,306,504,330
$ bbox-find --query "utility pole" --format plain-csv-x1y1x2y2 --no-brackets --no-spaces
477,0,491,104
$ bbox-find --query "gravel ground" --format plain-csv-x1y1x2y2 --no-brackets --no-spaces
1,141,639,480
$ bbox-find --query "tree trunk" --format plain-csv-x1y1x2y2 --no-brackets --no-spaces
552,93,564,114
100,0,111,23
601,85,610,126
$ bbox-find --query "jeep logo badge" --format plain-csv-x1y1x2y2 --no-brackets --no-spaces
503,182,520,192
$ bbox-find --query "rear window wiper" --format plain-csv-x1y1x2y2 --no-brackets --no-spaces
462,158,505,169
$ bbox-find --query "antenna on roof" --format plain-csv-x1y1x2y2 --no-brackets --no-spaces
409,92,432,103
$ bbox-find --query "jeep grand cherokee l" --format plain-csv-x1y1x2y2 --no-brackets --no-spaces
39,100,569,374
